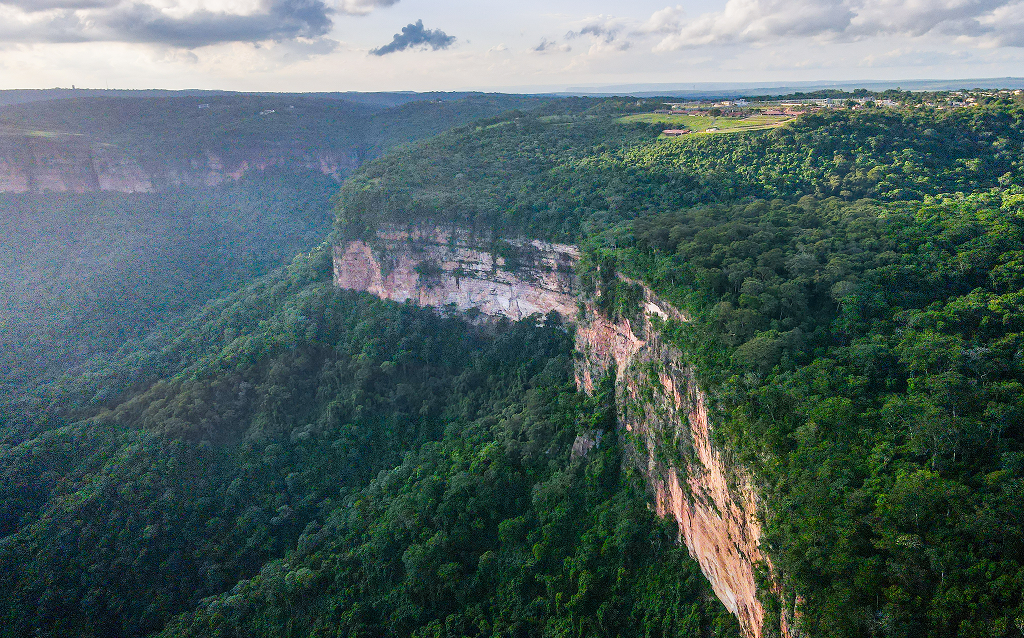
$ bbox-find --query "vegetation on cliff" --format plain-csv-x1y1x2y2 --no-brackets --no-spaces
334,103,1024,243
0,92,555,437
0,244,737,638
335,101,1024,636
5,95,1024,638
594,191,1024,636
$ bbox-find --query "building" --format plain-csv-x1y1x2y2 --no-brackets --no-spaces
662,129,690,136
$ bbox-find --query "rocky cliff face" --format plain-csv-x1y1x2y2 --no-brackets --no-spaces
333,229,777,638
0,132,357,193
333,225,579,321
574,283,775,638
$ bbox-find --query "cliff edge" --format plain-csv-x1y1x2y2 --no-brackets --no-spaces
575,284,775,638
0,131,356,193
333,225,579,321
333,228,780,638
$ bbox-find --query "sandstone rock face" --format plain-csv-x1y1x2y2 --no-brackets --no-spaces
333,226,579,321
0,132,358,193
575,283,774,638
333,228,778,638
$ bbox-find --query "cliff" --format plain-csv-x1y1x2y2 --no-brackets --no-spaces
0,131,358,193
333,229,778,638
333,225,579,321
574,284,775,638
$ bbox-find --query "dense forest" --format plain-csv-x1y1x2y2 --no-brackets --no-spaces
3,94,1024,637
334,103,1023,243
332,101,1024,636
0,246,736,638
0,92,555,436
595,192,1024,636
0,93,552,165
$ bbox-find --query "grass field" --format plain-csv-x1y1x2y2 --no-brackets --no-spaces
619,112,793,135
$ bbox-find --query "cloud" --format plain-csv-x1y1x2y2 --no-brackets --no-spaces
0,0,397,47
5,0,115,9
567,23,618,43
369,19,454,55
105,0,334,47
337,0,396,15
645,0,1024,50
566,15,632,52
532,37,570,53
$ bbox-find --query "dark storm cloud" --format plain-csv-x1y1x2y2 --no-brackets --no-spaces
0,0,397,47
369,19,454,55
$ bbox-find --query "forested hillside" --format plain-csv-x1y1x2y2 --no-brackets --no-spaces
0,93,550,166
0,92,551,438
3,96,1024,638
332,101,1024,636
0,245,737,638
336,104,1023,243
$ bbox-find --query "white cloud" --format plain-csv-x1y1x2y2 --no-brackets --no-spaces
645,0,1024,50
565,14,632,53
533,37,570,53
337,0,393,15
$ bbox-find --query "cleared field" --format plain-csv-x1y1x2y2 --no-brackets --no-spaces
620,112,793,135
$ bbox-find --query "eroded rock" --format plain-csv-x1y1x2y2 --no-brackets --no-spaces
333,225,579,321
333,229,782,638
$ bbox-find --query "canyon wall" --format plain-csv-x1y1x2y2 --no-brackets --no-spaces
333,225,579,321
0,132,358,193
574,284,774,638
333,229,778,638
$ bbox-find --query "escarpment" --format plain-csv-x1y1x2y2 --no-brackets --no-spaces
333,225,580,321
575,285,776,638
333,229,778,638
0,132,357,193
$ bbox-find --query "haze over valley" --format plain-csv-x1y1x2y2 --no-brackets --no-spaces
4,3,1024,634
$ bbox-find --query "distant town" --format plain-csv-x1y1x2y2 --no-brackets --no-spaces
624,88,1024,136
667,88,1022,113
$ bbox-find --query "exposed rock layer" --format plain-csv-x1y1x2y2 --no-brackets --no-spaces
333,226,579,321
0,133,357,193
333,229,775,638
574,285,771,638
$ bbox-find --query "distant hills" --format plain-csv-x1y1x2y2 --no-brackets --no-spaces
0,92,550,193
538,77,1024,97
6,78,1024,110
0,88,514,108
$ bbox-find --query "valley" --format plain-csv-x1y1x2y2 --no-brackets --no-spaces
2,89,1024,638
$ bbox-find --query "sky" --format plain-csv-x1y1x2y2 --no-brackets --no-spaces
2,0,1024,91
